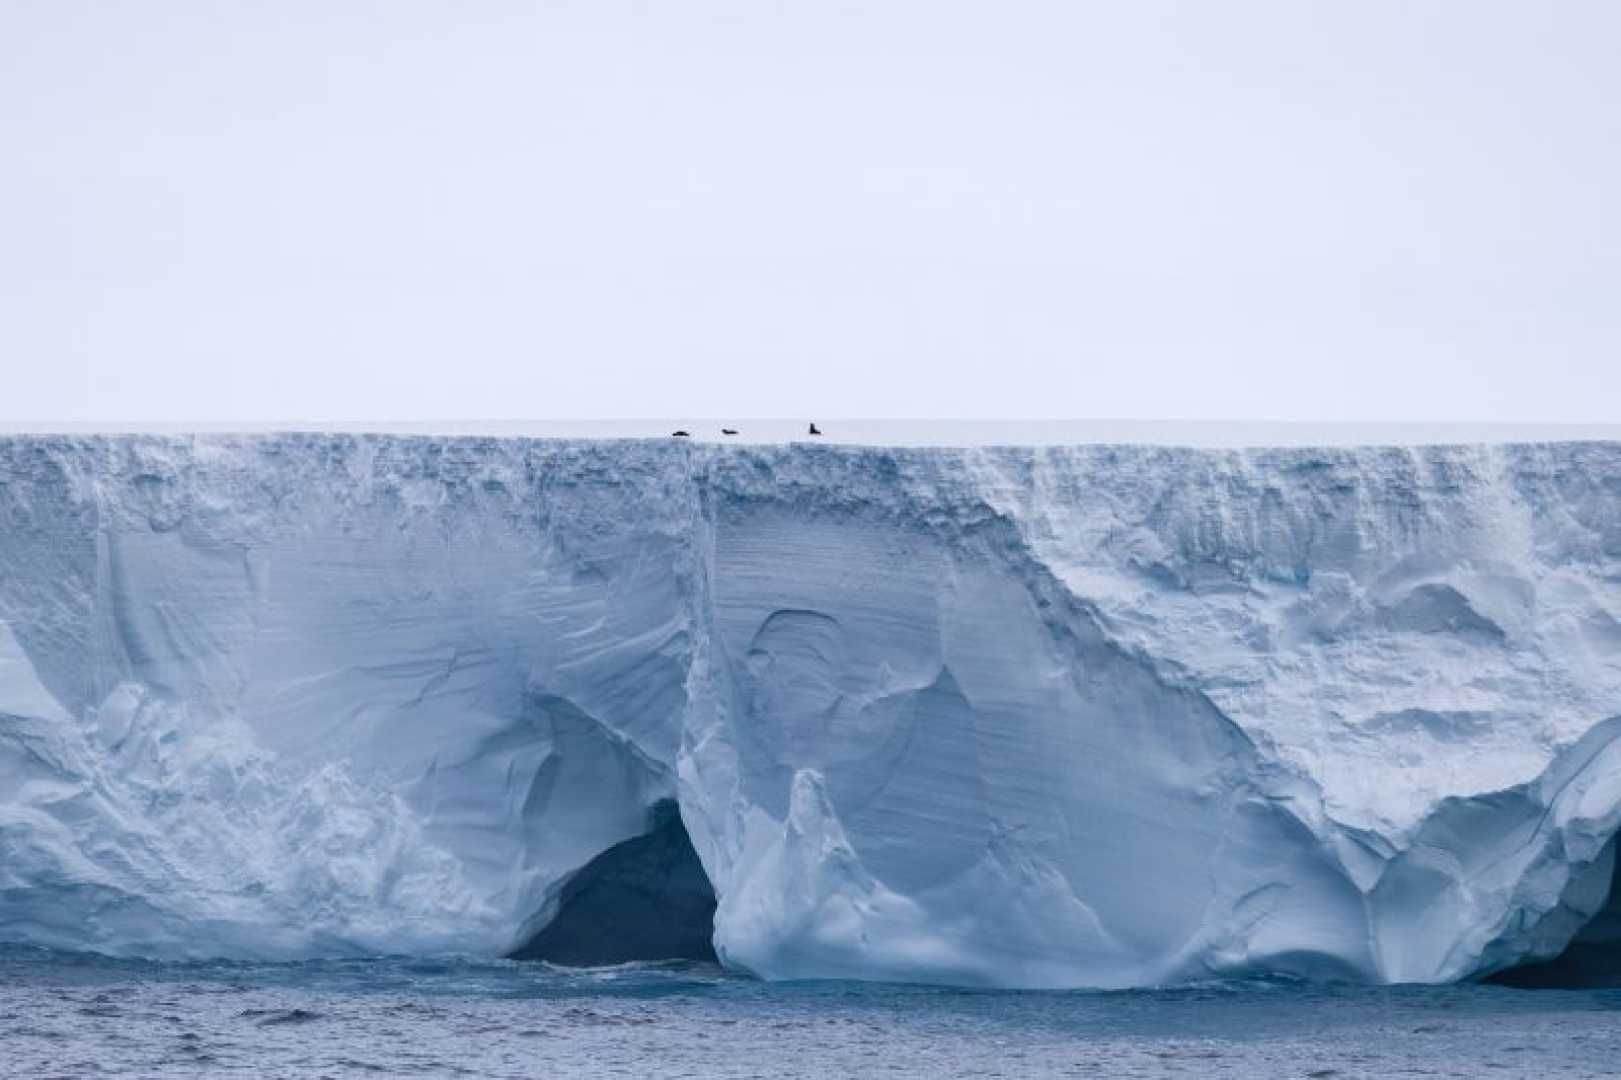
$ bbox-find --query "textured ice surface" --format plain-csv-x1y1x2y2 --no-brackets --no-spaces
0,434,1618,988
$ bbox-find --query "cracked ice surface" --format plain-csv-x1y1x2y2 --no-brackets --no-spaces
0,434,1618,987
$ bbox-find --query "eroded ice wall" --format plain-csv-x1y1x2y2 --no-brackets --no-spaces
0,435,1618,987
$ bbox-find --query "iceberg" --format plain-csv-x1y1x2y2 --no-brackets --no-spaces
0,433,1618,988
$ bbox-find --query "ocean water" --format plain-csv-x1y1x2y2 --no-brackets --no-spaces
4,948,1620,1078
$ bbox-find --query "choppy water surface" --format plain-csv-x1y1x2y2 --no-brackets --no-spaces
4,948,1621,1078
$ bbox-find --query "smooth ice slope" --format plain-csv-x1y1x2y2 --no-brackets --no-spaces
0,435,1618,988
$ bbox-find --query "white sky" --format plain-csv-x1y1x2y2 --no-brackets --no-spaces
3,2,1617,425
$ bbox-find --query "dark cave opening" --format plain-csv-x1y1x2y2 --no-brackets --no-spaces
509,800,718,966
1490,847,1621,989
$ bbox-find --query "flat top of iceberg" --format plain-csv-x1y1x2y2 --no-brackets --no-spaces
2,418,1619,448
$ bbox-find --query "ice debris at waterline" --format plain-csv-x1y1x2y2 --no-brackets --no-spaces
0,434,1618,990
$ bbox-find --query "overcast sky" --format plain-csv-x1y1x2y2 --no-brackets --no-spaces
3,2,1617,424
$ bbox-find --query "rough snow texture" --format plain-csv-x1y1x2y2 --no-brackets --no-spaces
0,434,1618,988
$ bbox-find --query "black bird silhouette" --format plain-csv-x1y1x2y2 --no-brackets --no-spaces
672,430,690,437
808,422,822,435
721,428,738,435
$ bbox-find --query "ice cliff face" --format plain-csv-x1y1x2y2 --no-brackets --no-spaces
0,434,1618,988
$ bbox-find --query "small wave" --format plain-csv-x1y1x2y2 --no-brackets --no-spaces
239,1007,324,1026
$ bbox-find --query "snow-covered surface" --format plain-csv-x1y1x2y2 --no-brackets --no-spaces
4,419,1621,447
1,433,1619,988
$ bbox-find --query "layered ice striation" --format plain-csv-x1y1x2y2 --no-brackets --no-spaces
0,434,1618,988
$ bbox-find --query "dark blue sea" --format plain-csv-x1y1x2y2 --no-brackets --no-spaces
4,946,1620,1078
